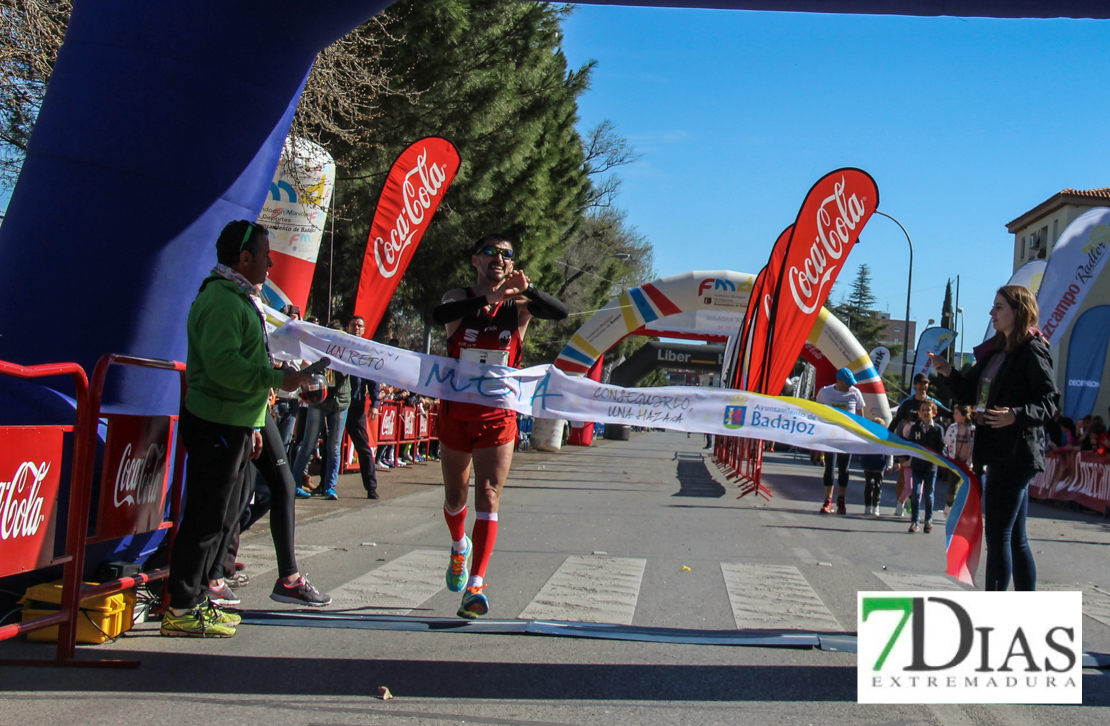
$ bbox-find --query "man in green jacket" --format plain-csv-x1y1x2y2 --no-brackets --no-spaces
162,220,312,638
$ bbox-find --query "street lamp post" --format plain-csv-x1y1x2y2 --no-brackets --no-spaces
874,211,914,395
956,306,965,368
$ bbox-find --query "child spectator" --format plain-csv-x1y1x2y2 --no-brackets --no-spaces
907,400,946,534
859,417,893,516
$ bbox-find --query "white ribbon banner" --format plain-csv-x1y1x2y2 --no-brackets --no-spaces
267,309,954,462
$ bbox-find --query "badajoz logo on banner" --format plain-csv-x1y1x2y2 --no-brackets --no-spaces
858,592,1082,704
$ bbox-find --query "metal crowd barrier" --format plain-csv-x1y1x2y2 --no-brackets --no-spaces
0,354,186,668
713,436,770,500
341,401,438,473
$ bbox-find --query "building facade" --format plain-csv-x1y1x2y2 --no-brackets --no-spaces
1006,186,1110,423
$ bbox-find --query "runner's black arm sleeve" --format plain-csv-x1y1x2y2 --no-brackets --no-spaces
432,294,489,325
523,287,568,321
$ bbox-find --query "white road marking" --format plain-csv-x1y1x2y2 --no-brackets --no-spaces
235,544,331,580
327,549,445,614
1081,585,1110,629
873,571,965,591
518,555,646,625
721,563,842,631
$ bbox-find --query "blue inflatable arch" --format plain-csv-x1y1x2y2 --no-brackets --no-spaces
1,1,1104,417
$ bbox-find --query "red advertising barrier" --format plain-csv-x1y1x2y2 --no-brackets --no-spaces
0,354,186,669
713,436,769,500
1030,449,1110,514
341,401,439,474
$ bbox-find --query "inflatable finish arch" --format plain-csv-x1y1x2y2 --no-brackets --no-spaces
556,270,892,422
0,1,393,416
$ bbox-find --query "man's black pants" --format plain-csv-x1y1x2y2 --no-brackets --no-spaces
345,408,377,493
168,407,254,609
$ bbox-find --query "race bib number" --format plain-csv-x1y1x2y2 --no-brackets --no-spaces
461,348,509,366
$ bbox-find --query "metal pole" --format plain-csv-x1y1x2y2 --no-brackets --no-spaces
874,211,913,394
327,183,335,325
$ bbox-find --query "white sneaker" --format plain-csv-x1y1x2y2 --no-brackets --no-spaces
864,505,873,515
873,506,882,517
894,502,905,517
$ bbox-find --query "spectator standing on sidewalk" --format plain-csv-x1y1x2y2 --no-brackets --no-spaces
942,405,975,513
163,220,312,637
344,316,382,499
929,285,1058,591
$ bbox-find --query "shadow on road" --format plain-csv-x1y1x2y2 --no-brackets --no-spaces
0,651,858,701
674,456,727,498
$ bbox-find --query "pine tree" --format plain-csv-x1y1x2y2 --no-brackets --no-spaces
830,264,889,353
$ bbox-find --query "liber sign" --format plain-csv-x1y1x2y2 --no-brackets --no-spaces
96,415,174,541
0,427,64,577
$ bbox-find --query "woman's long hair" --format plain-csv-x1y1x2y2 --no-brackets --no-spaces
993,284,1039,353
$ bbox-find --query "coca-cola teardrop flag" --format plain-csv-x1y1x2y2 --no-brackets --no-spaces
748,169,879,394
353,137,461,331
732,225,791,391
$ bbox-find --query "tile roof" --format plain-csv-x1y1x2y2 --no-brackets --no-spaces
1006,186,1110,231
1056,187,1110,199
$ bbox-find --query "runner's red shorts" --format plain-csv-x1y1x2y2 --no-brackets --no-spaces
437,412,517,453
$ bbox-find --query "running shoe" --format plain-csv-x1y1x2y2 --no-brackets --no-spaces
908,522,920,533
864,505,873,516
323,488,338,500
204,598,242,626
226,571,250,589
836,497,847,515
270,575,332,607
295,487,313,499
923,521,933,534
873,506,882,517
445,536,472,593
160,604,236,638
207,581,241,606
457,584,488,619
376,462,391,471
819,498,833,514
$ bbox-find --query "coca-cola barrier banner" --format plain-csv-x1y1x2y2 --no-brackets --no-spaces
742,169,878,394
0,427,64,577
96,415,174,541
353,137,461,332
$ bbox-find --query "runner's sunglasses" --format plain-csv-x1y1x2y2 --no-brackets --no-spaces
478,246,514,260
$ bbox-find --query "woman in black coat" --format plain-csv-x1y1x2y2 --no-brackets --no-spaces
928,285,1058,591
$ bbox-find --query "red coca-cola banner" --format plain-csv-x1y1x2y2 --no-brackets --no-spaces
743,169,878,394
96,415,174,541
353,137,461,332
0,427,64,576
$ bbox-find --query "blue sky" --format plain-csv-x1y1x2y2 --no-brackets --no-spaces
559,5,1110,351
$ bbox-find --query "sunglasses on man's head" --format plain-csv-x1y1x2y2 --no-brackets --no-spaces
478,246,514,260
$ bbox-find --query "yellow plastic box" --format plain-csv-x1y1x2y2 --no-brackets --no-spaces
19,580,136,644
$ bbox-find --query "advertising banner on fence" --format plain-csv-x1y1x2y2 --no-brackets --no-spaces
1037,207,1110,345
744,169,878,395
96,414,174,541
0,427,64,576
912,327,957,379
353,137,461,332
257,138,335,313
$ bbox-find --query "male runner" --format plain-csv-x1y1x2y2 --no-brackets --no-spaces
431,235,567,618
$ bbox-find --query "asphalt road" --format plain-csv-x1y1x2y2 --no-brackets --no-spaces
2,430,1109,725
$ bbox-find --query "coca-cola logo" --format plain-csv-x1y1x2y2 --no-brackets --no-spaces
374,149,449,279
1,462,49,541
788,176,868,315
113,442,167,508
381,409,396,436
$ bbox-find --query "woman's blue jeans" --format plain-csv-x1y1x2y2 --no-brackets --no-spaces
292,405,348,493
982,465,1037,591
